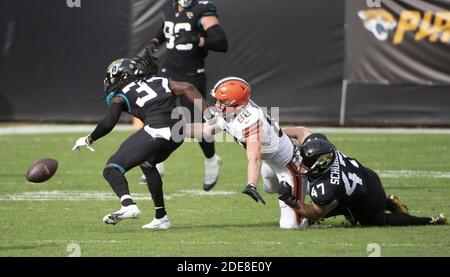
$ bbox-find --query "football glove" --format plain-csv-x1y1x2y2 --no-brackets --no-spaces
72,136,95,152
278,181,297,208
242,184,266,204
133,41,158,74
174,31,200,45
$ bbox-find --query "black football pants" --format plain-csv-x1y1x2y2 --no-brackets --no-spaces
353,168,431,226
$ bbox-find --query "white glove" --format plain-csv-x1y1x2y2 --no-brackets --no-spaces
72,136,95,152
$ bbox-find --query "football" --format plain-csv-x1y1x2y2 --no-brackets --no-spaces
26,158,58,183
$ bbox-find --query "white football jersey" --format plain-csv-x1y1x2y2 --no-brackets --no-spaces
216,101,294,167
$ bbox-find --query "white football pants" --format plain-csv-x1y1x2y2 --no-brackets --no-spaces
261,161,309,229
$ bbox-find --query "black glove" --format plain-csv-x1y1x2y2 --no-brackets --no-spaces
242,184,266,205
174,31,200,45
278,181,297,208
133,41,158,75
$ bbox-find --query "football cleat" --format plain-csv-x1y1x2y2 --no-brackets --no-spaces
386,195,409,214
142,215,172,229
203,155,222,191
430,213,448,225
103,205,141,225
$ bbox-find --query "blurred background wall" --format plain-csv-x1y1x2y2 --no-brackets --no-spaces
0,0,449,126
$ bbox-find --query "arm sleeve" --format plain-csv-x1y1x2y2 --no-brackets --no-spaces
90,101,124,141
154,22,166,45
204,25,228,52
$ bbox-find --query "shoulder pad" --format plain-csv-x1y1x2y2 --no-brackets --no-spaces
309,179,337,206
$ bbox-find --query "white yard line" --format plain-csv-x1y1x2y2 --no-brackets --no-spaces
0,189,236,201
2,125,450,135
377,170,450,179
0,125,133,135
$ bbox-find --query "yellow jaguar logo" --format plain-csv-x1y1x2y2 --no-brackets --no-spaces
358,9,397,41
359,9,450,44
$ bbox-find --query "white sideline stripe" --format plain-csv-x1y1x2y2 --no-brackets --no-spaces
0,125,134,135
377,170,450,179
0,190,236,201
312,127,450,135
2,125,450,135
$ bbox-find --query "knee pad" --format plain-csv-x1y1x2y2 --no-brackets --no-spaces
103,164,125,180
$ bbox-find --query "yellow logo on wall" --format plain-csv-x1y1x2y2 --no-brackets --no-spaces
358,9,450,44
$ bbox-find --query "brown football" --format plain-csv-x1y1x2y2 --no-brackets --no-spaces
26,158,58,183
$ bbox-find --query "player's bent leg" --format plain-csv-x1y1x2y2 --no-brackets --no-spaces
261,162,279,194
103,129,167,225
274,164,308,229
140,138,183,229
139,162,165,184
203,152,222,191
102,165,141,225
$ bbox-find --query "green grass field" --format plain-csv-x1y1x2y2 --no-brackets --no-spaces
0,126,449,257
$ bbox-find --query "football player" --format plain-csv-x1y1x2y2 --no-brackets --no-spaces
135,0,228,191
188,77,308,229
72,57,207,229
278,128,448,226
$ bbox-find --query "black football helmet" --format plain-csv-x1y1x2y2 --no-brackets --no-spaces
103,58,145,93
299,138,336,178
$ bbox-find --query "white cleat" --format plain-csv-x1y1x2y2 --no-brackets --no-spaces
139,162,165,184
103,205,141,225
142,215,172,229
203,155,222,191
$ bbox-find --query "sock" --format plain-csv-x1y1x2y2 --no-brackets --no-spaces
141,165,166,217
205,154,218,164
103,166,131,201
120,195,135,207
199,140,215,159
155,207,167,219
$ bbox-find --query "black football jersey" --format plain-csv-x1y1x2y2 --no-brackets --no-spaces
308,150,369,211
107,77,177,127
162,0,218,71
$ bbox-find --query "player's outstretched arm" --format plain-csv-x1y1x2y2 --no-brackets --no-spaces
72,96,125,151
242,132,265,204
283,126,313,145
170,80,207,113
